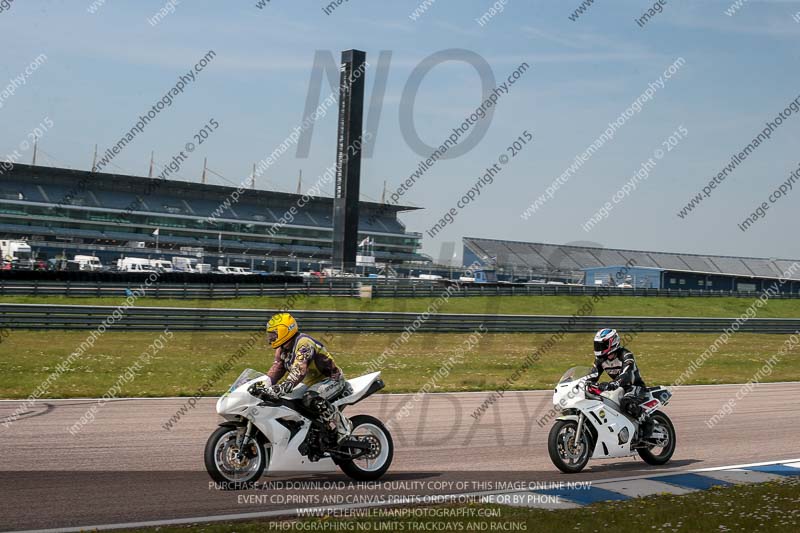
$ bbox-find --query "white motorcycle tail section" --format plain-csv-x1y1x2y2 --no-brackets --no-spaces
335,371,382,408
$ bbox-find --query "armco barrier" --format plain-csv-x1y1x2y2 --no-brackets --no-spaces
1,304,798,333
0,270,303,284
0,279,796,299
0,280,357,298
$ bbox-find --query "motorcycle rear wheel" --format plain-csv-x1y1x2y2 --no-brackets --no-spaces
337,415,393,481
637,411,676,465
548,420,591,474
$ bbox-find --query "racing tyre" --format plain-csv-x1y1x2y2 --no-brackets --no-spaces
204,425,267,487
549,420,591,474
338,415,393,481
637,411,676,466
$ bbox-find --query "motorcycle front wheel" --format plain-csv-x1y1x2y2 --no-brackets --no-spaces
204,425,267,486
337,415,393,481
548,420,591,474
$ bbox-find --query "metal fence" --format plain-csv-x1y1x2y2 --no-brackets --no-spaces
0,280,357,298
372,284,800,299
0,279,797,299
1,304,798,333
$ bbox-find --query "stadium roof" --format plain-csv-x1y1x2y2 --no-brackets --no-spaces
3,163,421,214
463,237,800,281
0,163,427,261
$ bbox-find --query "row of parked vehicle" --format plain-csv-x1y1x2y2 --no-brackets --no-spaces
82,256,258,274
29,255,257,275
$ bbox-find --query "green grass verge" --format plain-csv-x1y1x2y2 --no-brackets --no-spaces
120,477,800,532
2,293,800,317
1,331,797,398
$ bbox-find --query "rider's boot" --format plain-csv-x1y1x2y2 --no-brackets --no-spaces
639,412,655,439
319,403,351,444
623,399,649,441
304,391,351,445
332,409,353,443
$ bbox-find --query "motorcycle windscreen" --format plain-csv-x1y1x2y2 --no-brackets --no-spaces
557,366,594,384
228,368,266,392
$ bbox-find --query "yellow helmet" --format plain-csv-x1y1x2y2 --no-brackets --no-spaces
266,313,298,348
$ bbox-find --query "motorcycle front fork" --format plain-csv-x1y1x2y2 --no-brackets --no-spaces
236,421,256,459
574,413,585,444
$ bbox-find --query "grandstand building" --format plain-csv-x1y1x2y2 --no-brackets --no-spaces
463,237,800,293
0,164,425,268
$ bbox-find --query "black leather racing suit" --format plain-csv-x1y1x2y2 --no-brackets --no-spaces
587,347,647,420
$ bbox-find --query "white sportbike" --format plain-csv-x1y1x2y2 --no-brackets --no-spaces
205,369,393,484
548,367,676,474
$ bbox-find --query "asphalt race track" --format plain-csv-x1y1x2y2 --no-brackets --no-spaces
1,383,798,531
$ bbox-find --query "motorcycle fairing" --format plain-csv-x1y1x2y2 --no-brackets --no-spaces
561,397,638,459
215,372,384,475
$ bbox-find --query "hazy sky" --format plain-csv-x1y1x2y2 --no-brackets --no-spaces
1,0,799,261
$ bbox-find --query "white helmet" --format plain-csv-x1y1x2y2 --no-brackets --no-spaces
594,328,620,357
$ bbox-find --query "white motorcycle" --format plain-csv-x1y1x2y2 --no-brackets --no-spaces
204,369,393,484
548,366,676,474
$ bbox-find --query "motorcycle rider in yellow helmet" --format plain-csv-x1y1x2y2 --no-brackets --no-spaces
248,313,351,444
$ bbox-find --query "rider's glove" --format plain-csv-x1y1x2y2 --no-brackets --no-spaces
248,383,278,400
605,381,619,391
247,383,264,398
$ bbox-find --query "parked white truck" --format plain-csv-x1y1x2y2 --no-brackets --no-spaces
0,240,33,270
149,259,173,272
172,256,197,273
74,255,103,272
117,257,156,272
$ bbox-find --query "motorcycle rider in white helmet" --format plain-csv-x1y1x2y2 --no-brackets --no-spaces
587,328,653,437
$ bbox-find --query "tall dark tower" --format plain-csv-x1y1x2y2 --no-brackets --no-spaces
332,49,366,272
